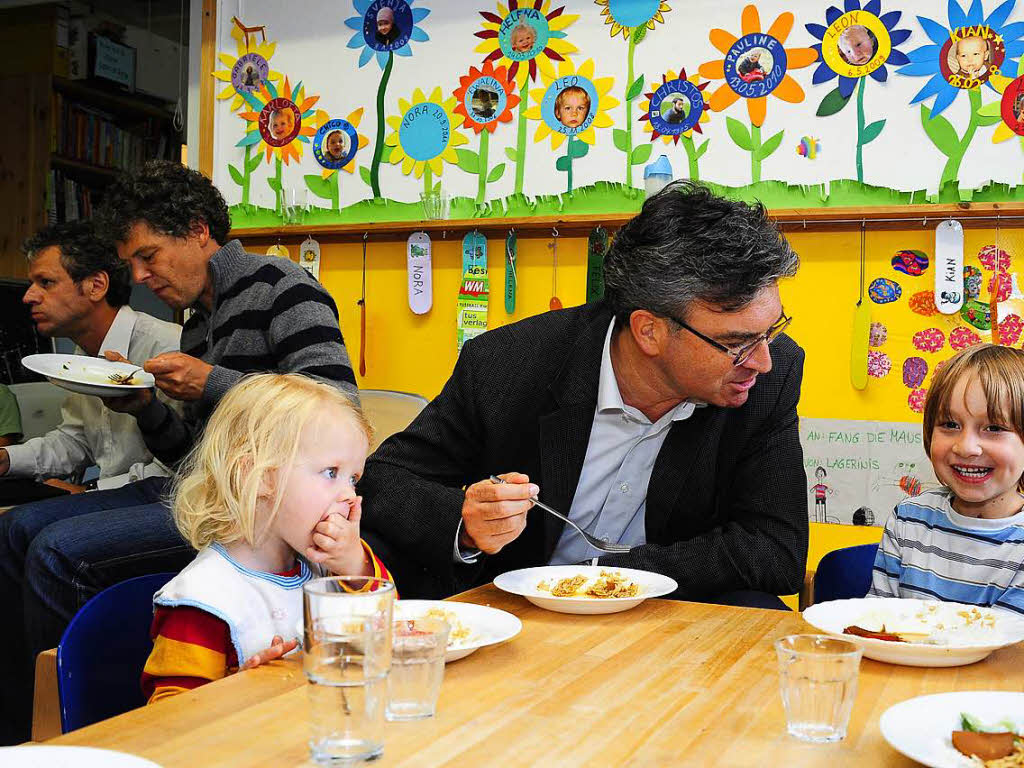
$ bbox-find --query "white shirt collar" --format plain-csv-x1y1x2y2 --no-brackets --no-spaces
597,318,700,423
99,305,138,358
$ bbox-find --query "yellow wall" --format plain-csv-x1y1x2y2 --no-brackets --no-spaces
239,223,1024,602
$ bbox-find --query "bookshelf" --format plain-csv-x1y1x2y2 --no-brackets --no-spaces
0,4,182,279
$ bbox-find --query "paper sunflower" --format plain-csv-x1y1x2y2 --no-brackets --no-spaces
594,0,670,39
524,58,617,192
453,62,520,204
211,18,282,112
898,0,1024,118
344,0,431,70
344,0,432,198
317,109,369,178
593,0,672,186
303,109,369,213
639,68,711,180
384,87,469,196
698,4,817,182
237,76,321,165
897,0,1024,187
805,1,911,182
475,1,580,195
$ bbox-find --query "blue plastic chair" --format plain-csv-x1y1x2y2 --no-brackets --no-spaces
56,572,176,733
812,544,880,605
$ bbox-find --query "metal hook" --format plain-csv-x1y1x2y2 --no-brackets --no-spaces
802,219,806,229
552,227,559,238
362,232,368,242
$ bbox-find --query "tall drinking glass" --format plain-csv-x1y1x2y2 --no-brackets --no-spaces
774,634,862,743
303,576,395,765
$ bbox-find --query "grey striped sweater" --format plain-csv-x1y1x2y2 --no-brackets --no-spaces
135,239,357,466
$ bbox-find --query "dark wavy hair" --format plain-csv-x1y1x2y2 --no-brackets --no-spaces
23,220,132,307
96,160,231,246
603,181,799,326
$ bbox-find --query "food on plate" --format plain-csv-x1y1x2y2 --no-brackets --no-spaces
423,607,473,646
953,712,1024,766
106,371,139,385
536,570,639,599
840,602,999,645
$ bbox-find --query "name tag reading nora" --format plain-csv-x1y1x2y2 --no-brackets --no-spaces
935,220,964,315
407,232,432,315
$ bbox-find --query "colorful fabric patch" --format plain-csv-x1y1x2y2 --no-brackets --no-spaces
960,299,992,331
868,278,902,304
978,245,1012,272
949,326,983,350
988,272,1011,302
909,290,938,316
900,475,923,496
963,265,982,300
998,314,1024,346
869,322,888,347
912,328,945,353
902,356,928,388
891,250,929,276
867,350,891,378
908,388,927,413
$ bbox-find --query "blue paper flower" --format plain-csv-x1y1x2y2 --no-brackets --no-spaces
806,0,912,99
344,0,431,70
897,0,1024,117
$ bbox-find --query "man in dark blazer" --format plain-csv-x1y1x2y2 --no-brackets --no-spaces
360,181,807,608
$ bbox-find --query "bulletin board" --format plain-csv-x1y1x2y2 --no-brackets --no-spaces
208,0,1024,228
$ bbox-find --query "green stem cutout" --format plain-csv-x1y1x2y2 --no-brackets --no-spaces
514,89,528,195
330,172,340,211
681,134,700,181
370,51,394,199
855,76,866,184
273,156,282,216
940,88,982,188
477,128,490,204
624,33,636,187
566,137,575,193
242,144,252,206
750,123,762,184
423,163,433,198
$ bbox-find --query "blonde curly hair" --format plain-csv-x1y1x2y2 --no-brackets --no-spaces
171,373,371,551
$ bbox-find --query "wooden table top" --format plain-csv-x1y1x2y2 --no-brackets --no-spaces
49,585,1024,767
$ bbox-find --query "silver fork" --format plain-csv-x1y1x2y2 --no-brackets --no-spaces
488,475,632,554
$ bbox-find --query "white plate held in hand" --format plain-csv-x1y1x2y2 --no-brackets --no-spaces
22,353,154,397
494,565,677,615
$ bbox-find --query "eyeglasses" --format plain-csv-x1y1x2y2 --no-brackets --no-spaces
664,310,792,367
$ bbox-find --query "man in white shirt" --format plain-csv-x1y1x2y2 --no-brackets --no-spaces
0,222,180,499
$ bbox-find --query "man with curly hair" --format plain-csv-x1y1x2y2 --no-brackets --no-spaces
0,161,357,745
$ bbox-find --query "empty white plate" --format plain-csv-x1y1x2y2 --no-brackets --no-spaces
22,354,154,397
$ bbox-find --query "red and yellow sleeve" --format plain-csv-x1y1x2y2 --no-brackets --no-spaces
363,539,392,583
141,605,238,704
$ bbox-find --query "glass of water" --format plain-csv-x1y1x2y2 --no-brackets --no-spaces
303,576,395,765
386,616,450,721
774,634,862,743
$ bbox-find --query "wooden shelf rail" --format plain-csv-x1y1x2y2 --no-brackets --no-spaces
231,202,1024,243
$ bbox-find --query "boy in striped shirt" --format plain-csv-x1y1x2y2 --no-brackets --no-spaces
870,345,1024,615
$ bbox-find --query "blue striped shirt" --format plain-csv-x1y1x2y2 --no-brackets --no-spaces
869,489,1024,615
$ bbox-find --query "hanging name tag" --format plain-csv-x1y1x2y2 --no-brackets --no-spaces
457,231,489,353
299,236,321,281
504,232,517,315
587,226,608,302
407,231,432,314
266,243,290,259
935,220,964,315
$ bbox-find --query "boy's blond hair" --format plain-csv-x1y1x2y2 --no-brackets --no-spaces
923,344,1024,491
555,85,590,113
172,373,371,551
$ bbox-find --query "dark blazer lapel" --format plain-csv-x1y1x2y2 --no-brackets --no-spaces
645,406,720,541
537,304,612,559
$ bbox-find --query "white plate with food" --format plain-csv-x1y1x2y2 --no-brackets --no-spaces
394,600,522,662
802,597,1024,667
22,353,154,397
880,691,1024,767
493,565,677,615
